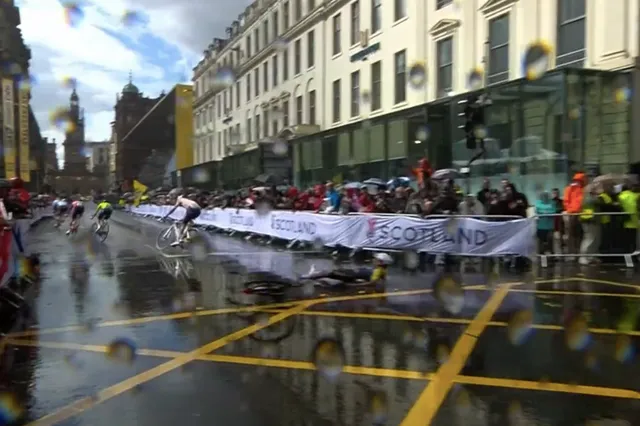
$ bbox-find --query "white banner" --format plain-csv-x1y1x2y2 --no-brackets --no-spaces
131,206,536,256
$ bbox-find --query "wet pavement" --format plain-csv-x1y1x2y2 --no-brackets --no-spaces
0,211,639,425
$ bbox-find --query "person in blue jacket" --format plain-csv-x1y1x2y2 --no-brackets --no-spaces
535,191,557,254
326,183,341,212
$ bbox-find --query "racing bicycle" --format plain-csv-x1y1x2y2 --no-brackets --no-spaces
90,216,110,242
155,218,199,250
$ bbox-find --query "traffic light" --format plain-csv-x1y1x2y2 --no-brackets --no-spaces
457,94,485,150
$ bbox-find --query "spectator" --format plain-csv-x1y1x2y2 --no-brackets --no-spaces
563,172,587,260
535,191,556,255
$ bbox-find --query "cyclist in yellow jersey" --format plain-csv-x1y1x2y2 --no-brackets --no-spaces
301,252,391,288
91,200,113,233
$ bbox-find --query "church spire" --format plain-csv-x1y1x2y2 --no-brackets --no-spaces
128,70,133,84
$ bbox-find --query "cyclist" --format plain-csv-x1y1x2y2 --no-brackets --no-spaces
160,194,201,247
52,196,69,222
91,199,113,233
301,252,392,288
66,197,85,235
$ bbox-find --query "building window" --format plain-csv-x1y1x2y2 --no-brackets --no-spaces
263,110,269,136
294,39,301,74
217,95,222,117
246,75,251,101
350,1,360,46
283,1,290,30
436,0,452,9
308,90,316,124
263,62,268,92
262,20,269,46
273,11,279,38
371,0,381,33
255,115,260,139
272,55,278,87
488,14,509,84
218,132,222,155
307,30,315,68
283,48,289,81
394,0,406,20
436,37,453,96
254,29,259,53
283,100,289,127
332,14,341,55
296,95,303,124
350,71,360,117
247,117,252,142
394,50,406,104
371,60,381,111
309,0,315,10
254,69,259,97
272,120,278,135
556,0,585,67
332,79,341,122
295,0,302,21
235,81,240,108
246,35,252,57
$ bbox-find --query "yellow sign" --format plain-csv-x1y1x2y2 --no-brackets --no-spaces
174,84,193,170
2,78,15,179
18,87,29,181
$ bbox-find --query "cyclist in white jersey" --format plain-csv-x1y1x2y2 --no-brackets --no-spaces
161,195,201,246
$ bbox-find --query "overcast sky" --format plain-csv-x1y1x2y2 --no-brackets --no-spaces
17,0,252,165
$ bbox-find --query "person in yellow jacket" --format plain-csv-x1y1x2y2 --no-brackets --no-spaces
617,177,639,254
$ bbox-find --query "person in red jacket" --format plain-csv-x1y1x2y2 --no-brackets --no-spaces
7,177,30,217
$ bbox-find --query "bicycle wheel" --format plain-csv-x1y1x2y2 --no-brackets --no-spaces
156,226,175,250
243,279,290,295
98,222,109,242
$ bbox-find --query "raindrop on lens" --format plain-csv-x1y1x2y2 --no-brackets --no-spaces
522,40,551,80
614,75,631,103
434,275,465,315
473,125,487,140
193,168,209,183
0,391,24,423
311,236,324,251
614,334,634,363
565,313,591,351
415,125,430,142
63,2,84,27
359,90,371,104
407,62,427,89
404,251,419,270
61,76,77,89
213,67,235,89
507,309,533,345
312,338,345,382
368,390,389,425
121,10,142,27
271,139,288,156
467,67,484,90
273,38,288,52
106,337,137,363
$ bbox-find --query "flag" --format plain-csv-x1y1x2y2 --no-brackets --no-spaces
132,180,148,207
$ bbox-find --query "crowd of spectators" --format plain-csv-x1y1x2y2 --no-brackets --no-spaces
128,163,640,264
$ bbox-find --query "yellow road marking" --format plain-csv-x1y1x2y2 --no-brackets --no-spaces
509,288,640,298
8,339,638,400
24,302,312,426
5,285,492,338
400,284,512,426
253,309,640,336
570,277,640,291
454,375,640,399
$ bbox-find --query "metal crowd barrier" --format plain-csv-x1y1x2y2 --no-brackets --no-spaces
534,212,638,268
129,206,639,268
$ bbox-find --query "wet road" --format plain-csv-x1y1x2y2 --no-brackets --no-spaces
0,211,639,425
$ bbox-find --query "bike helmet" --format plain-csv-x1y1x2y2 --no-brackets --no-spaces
373,252,393,265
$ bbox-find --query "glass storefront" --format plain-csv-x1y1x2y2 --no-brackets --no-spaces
451,69,631,202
